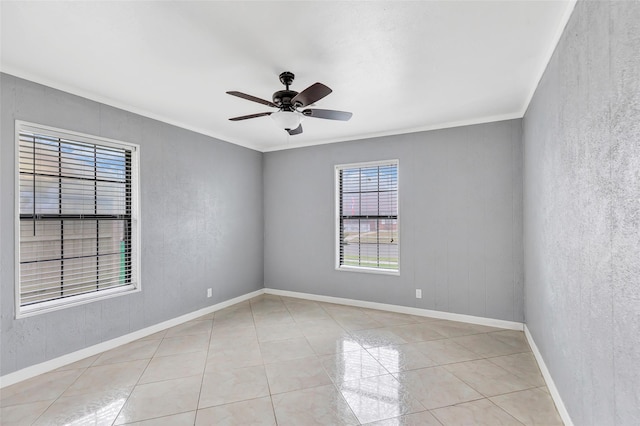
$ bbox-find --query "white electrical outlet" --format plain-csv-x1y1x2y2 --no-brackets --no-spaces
416,289,422,299
207,288,212,298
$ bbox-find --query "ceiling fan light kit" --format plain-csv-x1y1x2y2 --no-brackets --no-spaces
270,110,303,131
227,71,352,136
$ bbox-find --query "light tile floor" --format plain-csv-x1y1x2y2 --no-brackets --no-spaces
0,295,564,425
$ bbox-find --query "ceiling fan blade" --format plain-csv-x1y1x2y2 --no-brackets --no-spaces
302,109,353,121
229,112,272,121
227,91,277,108
291,83,332,107
287,124,303,135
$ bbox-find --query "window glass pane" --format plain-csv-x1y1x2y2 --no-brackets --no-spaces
60,177,95,215
34,138,60,176
379,166,397,190
62,257,98,297
341,169,360,193
378,191,396,216
341,192,360,216
342,235,360,268
18,138,34,173
360,192,379,216
358,243,380,268
342,218,360,236
98,220,129,288
98,220,125,253
19,174,34,214
34,176,60,214
359,167,379,192
358,218,377,243
64,220,98,258
21,260,63,305
97,181,126,215
20,220,62,263
96,148,127,181
60,141,95,179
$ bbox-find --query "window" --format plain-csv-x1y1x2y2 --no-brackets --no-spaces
336,160,399,274
16,121,140,317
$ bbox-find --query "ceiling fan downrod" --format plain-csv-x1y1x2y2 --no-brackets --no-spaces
273,72,298,110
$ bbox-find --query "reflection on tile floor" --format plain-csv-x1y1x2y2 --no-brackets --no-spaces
0,295,564,425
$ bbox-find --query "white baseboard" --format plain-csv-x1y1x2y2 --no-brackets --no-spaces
0,288,264,389
524,325,573,426
264,288,524,331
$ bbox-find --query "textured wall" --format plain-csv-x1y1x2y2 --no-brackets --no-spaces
0,74,264,376
264,120,524,322
523,1,640,424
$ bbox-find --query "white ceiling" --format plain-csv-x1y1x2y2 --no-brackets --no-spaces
1,1,574,152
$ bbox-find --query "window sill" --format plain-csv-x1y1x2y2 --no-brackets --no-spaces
16,284,140,319
336,265,400,276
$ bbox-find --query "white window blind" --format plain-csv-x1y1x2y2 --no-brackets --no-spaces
336,160,399,272
16,122,139,315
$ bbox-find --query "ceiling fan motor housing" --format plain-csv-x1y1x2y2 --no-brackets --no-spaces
272,90,299,110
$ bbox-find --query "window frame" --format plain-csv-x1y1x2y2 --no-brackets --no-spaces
14,120,141,318
335,159,400,276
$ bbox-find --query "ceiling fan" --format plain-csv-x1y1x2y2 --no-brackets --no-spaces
227,71,352,135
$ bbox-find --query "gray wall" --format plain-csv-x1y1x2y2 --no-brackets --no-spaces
523,1,640,424
264,120,524,322
0,74,264,376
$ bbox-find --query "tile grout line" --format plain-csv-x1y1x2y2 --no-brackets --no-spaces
110,322,205,425
22,369,82,426
192,314,215,425
26,338,164,426
284,296,366,424
256,296,280,426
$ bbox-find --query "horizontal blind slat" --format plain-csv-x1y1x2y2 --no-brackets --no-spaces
21,277,133,295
